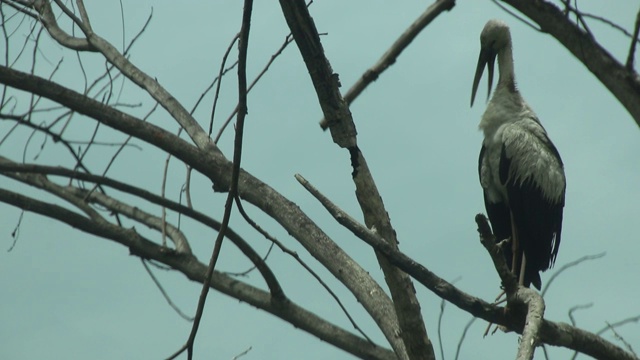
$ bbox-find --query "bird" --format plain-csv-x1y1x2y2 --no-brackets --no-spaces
471,20,566,290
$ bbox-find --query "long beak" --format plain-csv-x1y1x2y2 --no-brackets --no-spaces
470,47,496,107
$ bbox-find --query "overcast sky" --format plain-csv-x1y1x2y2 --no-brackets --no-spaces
1,1,639,359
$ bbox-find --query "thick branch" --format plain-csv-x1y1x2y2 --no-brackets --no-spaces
279,2,434,359
0,158,285,299
278,0,356,148
67,187,193,255
0,188,395,360
31,0,95,51
0,65,401,359
475,214,518,294
319,0,456,129
514,288,545,360
500,0,640,128
296,175,637,360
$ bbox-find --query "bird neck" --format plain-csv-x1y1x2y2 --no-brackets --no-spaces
497,44,516,92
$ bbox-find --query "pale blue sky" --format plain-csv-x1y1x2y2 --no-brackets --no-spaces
1,1,639,359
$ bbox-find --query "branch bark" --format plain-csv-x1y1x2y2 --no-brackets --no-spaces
318,0,456,130
296,175,637,360
279,2,434,359
0,188,396,360
0,157,287,303
0,64,402,358
500,0,640,128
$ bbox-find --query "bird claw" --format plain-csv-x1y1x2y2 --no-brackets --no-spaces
496,237,511,250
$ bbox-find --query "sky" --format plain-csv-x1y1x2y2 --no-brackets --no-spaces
1,1,639,359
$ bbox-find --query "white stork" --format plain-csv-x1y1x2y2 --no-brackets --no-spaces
471,20,566,290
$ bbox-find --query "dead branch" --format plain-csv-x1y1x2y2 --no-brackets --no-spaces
514,287,545,360
319,0,456,129
31,0,213,148
0,64,404,358
295,174,637,360
499,0,640,128
0,188,395,360
179,2,254,356
280,1,434,358
627,8,640,70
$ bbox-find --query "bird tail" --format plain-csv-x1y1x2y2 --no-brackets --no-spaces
524,267,542,290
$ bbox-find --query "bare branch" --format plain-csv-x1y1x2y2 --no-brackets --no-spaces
475,214,518,295
3,169,104,222
0,188,395,360
498,0,640,128
68,186,193,254
627,8,640,70
0,159,284,305
318,0,456,130
234,196,372,343
209,33,239,136
0,64,402,360
490,0,541,32
568,303,593,326
514,288,545,360
215,33,295,143
296,174,505,320
32,0,213,148
280,1,434,358
141,259,194,322
296,174,637,360
541,252,606,297
454,317,478,360
180,2,254,358
31,0,95,51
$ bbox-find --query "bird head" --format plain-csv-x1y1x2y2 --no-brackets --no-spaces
470,20,512,107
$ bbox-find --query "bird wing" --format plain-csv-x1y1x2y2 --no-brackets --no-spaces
479,144,514,271
499,121,565,288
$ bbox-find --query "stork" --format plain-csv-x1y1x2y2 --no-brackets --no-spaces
471,20,566,290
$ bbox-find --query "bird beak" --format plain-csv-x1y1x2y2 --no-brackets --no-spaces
470,47,496,107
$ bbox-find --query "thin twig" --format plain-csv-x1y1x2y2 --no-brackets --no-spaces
604,321,637,357
568,303,593,326
173,2,253,359
319,0,456,129
141,259,194,321
214,33,295,143
454,317,477,360
209,33,239,136
541,252,606,297
626,8,640,70
437,276,460,360
8,210,24,251
491,0,542,32
596,315,640,337
231,346,252,360
234,196,373,343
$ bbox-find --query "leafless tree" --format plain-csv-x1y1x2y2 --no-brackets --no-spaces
1,1,638,359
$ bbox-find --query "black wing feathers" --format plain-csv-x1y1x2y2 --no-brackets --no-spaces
479,145,515,273
499,143,563,289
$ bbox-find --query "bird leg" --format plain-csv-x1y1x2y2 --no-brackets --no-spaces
519,253,527,286
509,211,520,278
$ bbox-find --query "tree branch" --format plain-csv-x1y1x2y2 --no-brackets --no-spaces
0,188,396,360
0,158,287,303
279,2,434,359
319,0,456,129
514,288,545,360
295,174,638,360
180,2,253,357
30,0,95,51
499,0,640,128
0,64,403,359
31,0,214,148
